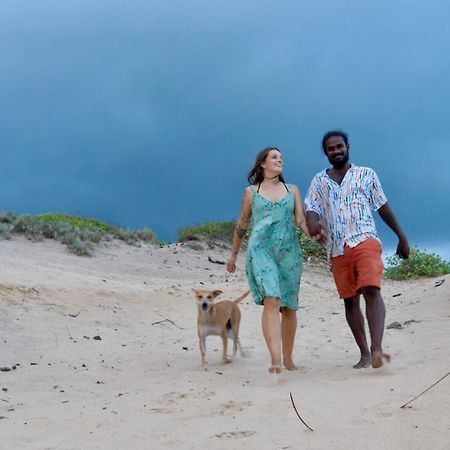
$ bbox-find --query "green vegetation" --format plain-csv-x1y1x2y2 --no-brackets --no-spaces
296,229,327,261
178,220,236,242
0,211,158,256
384,247,450,280
177,220,327,263
37,213,115,232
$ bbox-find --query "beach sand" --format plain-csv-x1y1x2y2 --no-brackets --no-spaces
0,236,449,449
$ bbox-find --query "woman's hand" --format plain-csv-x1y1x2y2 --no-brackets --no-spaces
226,255,237,273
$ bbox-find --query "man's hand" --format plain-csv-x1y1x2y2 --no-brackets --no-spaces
396,237,409,259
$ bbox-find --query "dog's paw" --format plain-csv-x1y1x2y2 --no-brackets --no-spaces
223,356,233,364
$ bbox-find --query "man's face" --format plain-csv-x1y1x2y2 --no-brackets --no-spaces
324,136,349,168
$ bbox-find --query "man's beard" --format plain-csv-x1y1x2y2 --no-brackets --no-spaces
328,151,350,169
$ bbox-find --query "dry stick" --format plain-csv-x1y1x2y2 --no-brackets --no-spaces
400,371,450,409
208,256,225,265
289,393,314,431
151,318,184,329
65,326,73,340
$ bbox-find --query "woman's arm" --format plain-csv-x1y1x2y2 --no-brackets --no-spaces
226,186,253,273
291,185,310,237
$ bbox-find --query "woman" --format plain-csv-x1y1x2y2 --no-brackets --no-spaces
226,147,310,373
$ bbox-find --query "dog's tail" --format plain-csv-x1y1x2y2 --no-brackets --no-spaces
233,290,250,304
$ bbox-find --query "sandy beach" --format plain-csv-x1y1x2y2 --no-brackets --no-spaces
0,236,449,449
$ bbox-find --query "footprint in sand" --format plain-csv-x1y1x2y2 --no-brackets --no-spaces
213,431,256,439
159,389,215,405
217,400,253,416
149,407,172,414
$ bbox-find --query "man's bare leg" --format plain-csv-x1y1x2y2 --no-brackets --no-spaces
344,296,371,368
361,287,391,368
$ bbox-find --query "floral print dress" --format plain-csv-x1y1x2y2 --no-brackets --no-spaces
246,185,303,310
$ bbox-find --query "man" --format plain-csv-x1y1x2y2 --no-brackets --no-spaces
305,130,409,369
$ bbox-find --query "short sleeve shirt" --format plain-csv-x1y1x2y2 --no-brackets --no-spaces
304,165,387,258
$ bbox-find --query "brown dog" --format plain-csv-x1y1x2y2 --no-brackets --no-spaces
193,289,249,369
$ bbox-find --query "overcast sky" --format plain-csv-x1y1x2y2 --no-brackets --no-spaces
1,0,449,257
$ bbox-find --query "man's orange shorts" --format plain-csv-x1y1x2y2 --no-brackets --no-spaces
331,238,384,299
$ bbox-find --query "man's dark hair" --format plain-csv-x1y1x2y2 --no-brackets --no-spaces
321,130,349,152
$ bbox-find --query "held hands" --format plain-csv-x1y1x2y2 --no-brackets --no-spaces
310,222,327,244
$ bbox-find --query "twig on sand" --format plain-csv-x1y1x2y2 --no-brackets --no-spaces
289,392,314,431
208,256,225,265
151,318,184,329
65,326,73,340
400,371,450,408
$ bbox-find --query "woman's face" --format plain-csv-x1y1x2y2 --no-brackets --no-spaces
261,149,283,175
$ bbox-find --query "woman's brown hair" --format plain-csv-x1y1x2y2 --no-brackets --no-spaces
247,147,286,185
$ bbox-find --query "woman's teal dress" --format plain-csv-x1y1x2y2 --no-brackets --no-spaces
246,185,303,310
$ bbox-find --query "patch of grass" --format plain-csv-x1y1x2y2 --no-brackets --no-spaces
385,247,450,280
177,220,327,263
297,229,327,261
0,210,158,256
178,221,236,242
36,213,116,232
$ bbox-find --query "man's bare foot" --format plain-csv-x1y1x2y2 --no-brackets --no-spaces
268,365,282,374
353,354,371,369
283,359,298,371
371,351,391,369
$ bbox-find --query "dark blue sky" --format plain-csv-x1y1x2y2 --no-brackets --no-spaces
1,1,449,257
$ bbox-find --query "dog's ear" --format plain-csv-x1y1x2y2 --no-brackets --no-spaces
212,290,223,297
192,288,199,295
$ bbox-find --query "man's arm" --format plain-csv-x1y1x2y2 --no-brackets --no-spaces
377,203,409,259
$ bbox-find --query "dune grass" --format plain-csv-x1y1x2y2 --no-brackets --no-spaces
178,220,327,262
384,247,450,280
178,221,236,242
0,211,158,256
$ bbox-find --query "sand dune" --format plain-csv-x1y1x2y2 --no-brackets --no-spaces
0,237,449,449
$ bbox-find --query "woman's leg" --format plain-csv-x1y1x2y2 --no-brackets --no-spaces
281,307,298,370
262,297,282,373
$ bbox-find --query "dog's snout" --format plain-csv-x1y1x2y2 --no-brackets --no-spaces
201,302,209,310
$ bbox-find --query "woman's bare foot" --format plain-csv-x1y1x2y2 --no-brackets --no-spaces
353,354,371,369
268,365,282,374
371,351,391,368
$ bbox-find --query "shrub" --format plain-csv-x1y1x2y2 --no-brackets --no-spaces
0,210,17,224
178,221,236,242
384,247,450,280
0,211,158,255
112,228,139,245
0,223,12,240
135,228,157,243
297,229,327,261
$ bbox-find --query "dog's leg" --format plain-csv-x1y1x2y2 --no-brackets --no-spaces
230,307,242,358
199,333,207,370
221,331,231,363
